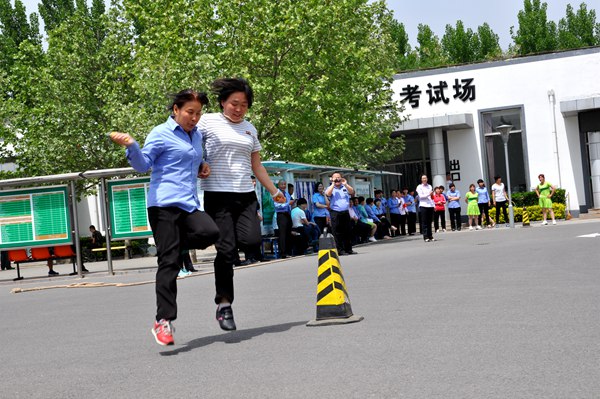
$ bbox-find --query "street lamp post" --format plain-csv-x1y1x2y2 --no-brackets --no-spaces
496,124,514,228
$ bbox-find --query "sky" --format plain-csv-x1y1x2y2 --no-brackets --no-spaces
19,0,600,50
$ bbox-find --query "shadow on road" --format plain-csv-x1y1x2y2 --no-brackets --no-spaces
160,320,307,356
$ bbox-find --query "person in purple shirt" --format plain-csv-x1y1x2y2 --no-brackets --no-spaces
110,89,220,346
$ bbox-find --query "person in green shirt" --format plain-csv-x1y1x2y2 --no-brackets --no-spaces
465,184,482,231
535,174,557,225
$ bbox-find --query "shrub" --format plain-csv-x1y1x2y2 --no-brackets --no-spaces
489,203,565,222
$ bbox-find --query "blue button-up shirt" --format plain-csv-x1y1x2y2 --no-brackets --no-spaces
125,116,203,213
312,192,329,217
404,194,416,213
476,186,490,203
274,191,292,213
365,204,380,223
329,185,350,212
388,197,400,214
447,190,461,209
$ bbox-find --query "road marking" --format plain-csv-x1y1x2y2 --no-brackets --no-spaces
577,233,600,238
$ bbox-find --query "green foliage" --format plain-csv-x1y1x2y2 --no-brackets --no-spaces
558,3,600,49
38,0,76,33
476,23,502,60
511,0,558,55
390,19,418,70
441,20,479,64
1,0,405,175
489,203,566,222
416,24,446,68
510,188,566,207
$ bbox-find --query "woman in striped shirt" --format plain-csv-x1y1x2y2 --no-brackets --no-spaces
199,78,284,331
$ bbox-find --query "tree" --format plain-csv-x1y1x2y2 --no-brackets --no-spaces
0,0,39,71
510,0,558,55
390,19,418,71
1,0,405,176
441,20,479,64
558,3,600,49
416,23,445,67
120,0,404,168
476,23,502,60
38,0,75,33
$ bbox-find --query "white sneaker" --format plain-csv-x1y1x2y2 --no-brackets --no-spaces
552,221,557,225
469,226,473,231
476,226,482,230
178,268,191,278
368,236,377,242
442,229,446,232
541,221,548,226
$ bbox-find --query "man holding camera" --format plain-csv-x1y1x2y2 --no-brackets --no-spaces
325,172,355,255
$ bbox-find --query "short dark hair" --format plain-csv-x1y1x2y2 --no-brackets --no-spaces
288,183,294,189
296,198,307,206
358,196,365,203
366,197,374,205
374,189,383,196
449,183,455,189
477,179,484,184
89,225,96,230
494,175,501,181
170,89,208,112
211,78,253,110
315,181,323,190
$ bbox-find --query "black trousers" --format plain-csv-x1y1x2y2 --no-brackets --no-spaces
313,216,329,236
419,206,434,240
390,213,401,236
478,203,492,226
495,200,508,224
449,207,462,230
330,210,353,253
399,214,407,235
407,212,417,234
148,206,220,322
434,210,446,230
204,191,262,305
276,212,292,257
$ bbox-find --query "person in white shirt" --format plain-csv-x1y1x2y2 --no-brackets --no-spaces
291,198,317,254
416,174,435,242
199,78,285,332
491,175,510,227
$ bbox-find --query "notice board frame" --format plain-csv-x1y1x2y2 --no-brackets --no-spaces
107,177,152,240
0,185,72,250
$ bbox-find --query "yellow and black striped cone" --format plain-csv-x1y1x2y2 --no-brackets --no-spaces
306,233,363,327
522,206,530,227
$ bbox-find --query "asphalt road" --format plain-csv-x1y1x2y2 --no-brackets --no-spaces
1,220,599,398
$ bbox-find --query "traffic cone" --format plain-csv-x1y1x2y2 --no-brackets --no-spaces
306,230,363,327
522,206,530,227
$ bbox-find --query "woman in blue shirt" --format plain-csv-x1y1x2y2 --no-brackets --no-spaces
476,179,495,228
311,182,330,234
110,89,220,346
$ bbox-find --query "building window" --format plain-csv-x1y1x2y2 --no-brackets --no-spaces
480,107,528,192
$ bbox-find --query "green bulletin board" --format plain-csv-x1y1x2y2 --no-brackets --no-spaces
0,186,72,249
107,178,152,239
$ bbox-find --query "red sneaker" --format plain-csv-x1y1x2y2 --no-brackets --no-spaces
152,319,174,346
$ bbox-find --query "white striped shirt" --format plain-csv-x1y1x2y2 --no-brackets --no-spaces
198,113,262,193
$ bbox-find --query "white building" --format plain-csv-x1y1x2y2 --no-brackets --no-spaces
391,47,600,217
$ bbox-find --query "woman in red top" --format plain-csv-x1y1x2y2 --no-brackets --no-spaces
433,186,447,233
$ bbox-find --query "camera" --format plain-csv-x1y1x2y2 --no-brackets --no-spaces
334,179,341,183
